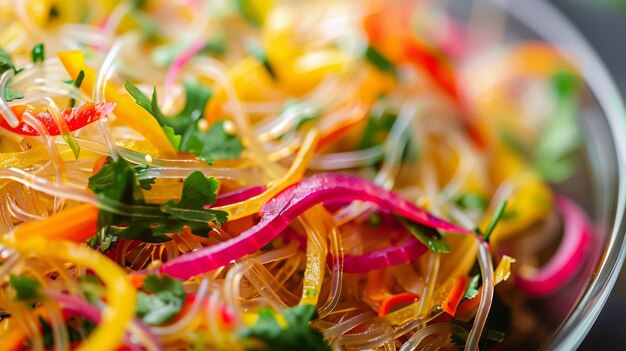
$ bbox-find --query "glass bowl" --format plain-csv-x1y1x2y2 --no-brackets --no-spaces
450,0,626,349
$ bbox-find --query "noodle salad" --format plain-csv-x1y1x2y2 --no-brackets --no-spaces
0,0,593,350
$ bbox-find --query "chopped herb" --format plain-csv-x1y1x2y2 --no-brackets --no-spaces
357,106,397,150
31,43,45,63
398,216,451,254
161,171,228,225
69,69,85,107
364,45,396,76
456,193,488,211
124,82,181,150
136,274,186,325
0,48,19,74
62,133,81,159
450,295,510,347
9,275,41,302
125,81,243,163
534,71,582,182
463,274,480,300
128,0,159,39
0,48,24,102
134,164,156,190
246,41,275,79
483,200,507,242
40,316,96,347
3,86,23,102
87,157,226,250
239,305,330,351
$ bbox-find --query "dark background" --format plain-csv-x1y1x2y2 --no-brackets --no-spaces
547,0,626,349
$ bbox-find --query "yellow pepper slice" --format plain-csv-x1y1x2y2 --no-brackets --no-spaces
215,128,319,220
1,238,136,351
298,205,332,306
57,50,177,156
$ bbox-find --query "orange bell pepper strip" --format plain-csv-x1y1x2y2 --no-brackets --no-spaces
441,275,469,316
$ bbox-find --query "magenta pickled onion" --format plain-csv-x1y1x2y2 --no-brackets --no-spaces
156,173,473,280
515,196,593,296
342,237,428,273
212,185,266,207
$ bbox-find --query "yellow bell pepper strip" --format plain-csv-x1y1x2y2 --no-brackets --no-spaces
57,50,177,156
298,205,331,306
485,144,553,247
214,128,319,220
12,203,98,242
1,238,136,351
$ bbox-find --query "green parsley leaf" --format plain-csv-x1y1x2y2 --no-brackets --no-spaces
143,274,185,295
0,47,17,74
0,48,23,102
456,193,488,211
184,120,243,162
124,82,182,150
239,305,330,351
357,106,397,150
161,171,228,225
364,45,396,76
3,86,23,102
87,157,226,249
9,275,41,302
31,43,45,63
136,274,186,326
398,216,451,254
463,274,480,300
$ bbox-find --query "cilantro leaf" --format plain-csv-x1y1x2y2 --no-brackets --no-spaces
161,171,228,225
0,47,23,102
136,274,186,326
239,305,330,351
125,81,242,162
184,120,243,162
398,216,451,254
143,274,185,295
124,82,181,150
463,274,480,300
87,157,226,249
9,275,41,302
364,45,396,76
357,106,397,150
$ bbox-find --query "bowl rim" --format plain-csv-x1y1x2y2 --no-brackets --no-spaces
492,0,626,349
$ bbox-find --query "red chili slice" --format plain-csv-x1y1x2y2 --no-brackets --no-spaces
0,102,115,136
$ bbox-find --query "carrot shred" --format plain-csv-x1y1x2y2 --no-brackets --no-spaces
13,203,98,243
441,275,469,316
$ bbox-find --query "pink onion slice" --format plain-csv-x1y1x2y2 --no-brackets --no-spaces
156,173,472,280
515,195,593,296
212,185,266,207
342,237,428,273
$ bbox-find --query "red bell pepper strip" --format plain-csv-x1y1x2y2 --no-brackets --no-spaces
0,102,114,136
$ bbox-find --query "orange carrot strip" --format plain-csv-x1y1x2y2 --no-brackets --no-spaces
13,203,98,243
441,275,469,316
